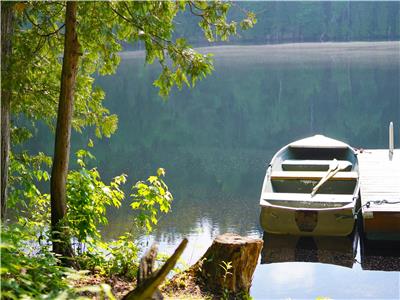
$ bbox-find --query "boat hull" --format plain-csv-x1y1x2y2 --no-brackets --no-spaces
260,201,355,236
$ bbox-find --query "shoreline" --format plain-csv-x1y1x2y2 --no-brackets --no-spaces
119,40,400,60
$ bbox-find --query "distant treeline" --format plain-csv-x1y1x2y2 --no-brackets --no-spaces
172,1,400,45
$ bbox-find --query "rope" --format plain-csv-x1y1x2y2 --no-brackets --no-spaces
355,199,400,217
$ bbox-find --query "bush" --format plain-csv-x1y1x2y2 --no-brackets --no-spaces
2,146,174,297
1,225,73,299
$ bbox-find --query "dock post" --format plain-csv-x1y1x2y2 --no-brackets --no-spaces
389,121,394,160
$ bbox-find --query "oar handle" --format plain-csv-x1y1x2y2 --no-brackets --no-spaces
311,162,343,197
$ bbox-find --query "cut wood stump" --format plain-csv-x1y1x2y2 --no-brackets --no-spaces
193,233,263,294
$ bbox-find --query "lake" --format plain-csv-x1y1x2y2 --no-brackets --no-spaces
95,42,400,299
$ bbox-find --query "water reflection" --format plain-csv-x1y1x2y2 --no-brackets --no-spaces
96,42,399,242
254,230,399,299
261,232,357,268
260,230,400,272
361,237,400,272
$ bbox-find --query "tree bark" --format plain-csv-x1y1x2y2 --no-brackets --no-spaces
1,2,14,221
50,1,80,263
194,233,263,294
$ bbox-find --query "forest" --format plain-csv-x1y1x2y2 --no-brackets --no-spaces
173,1,400,45
1,1,399,299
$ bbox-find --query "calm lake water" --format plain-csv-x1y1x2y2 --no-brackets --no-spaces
93,42,400,299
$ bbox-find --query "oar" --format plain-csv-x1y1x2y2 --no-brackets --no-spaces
311,159,351,197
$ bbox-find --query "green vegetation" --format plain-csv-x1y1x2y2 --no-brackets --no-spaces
1,225,77,299
131,167,173,233
1,1,255,298
2,146,172,297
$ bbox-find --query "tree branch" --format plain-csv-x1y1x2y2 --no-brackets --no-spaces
108,3,132,24
108,2,206,75
188,1,205,18
40,23,65,38
24,10,65,38
122,238,188,300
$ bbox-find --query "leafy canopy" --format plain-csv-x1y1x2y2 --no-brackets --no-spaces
10,1,255,139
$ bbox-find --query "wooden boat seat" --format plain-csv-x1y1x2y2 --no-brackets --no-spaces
262,192,354,204
271,171,358,181
282,159,353,171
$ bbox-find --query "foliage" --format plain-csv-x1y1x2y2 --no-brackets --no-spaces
4,147,175,288
8,152,51,206
157,251,188,277
65,147,175,243
11,2,119,138
219,260,233,300
66,148,126,245
7,143,175,240
8,151,52,235
1,224,118,299
1,152,173,297
8,1,255,140
219,260,233,282
107,1,255,97
76,233,139,281
7,146,129,245
130,168,173,233
1,224,73,299
65,150,175,279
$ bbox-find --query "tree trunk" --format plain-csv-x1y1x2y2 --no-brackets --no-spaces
1,2,14,221
50,1,80,263
194,233,263,294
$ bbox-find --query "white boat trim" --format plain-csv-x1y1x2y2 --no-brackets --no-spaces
289,134,350,149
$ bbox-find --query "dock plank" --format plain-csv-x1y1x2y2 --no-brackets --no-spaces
358,149,400,213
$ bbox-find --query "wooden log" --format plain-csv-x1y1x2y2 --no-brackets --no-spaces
122,238,188,300
194,233,263,294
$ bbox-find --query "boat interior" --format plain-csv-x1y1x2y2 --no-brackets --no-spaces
262,144,359,208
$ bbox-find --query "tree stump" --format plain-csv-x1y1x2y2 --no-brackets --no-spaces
194,233,263,294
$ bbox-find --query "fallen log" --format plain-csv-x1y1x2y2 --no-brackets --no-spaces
122,238,188,300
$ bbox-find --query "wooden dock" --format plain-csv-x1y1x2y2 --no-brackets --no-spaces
358,149,400,240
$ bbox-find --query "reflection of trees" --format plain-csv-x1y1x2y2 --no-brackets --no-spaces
76,47,400,239
103,194,263,244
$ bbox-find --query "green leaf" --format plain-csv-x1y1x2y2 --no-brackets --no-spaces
148,176,158,183
131,202,140,209
88,139,94,148
157,168,165,177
